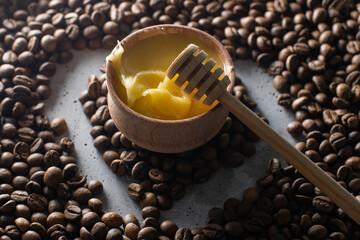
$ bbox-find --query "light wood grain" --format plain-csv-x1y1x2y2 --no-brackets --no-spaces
167,44,360,224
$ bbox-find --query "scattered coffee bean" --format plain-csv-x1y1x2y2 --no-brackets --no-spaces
50,118,68,135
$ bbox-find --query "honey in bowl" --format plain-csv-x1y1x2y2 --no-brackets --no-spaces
107,33,230,120
105,25,235,153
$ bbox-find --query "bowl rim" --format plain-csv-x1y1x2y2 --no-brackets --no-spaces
106,24,235,124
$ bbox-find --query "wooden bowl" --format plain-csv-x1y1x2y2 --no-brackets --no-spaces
106,24,235,153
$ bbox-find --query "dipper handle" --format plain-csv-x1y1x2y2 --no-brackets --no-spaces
166,44,360,225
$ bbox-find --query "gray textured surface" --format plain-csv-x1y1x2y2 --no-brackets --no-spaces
46,49,300,228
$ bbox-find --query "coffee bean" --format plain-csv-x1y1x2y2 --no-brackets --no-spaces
312,196,334,213
344,156,360,171
138,226,158,240
148,168,169,183
47,212,65,227
87,80,101,100
60,137,75,152
44,166,63,187
22,230,42,240
87,180,103,195
27,193,48,212
322,109,339,126
286,121,303,136
50,118,67,135
341,113,358,128
140,192,157,208
64,204,81,221
110,159,127,176
202,224,223,239
93,135,111,150
105,228,123,240
101,212,123,228
71,187,92,204
142,206,160,220
160,220,178,238
125,222,140,239
80,211,100,231
40,35,56,52
349,177,360,192
67,174,87,188
307,224,327,240
132,161,148,180
127,183,144,201
80,226,94,240
88,198,103,213
175,227,192,240
83,25,101,40
329,132,346,149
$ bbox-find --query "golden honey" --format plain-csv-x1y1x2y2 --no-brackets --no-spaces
107,33,227,120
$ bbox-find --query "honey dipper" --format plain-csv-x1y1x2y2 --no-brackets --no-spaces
166,44,360,224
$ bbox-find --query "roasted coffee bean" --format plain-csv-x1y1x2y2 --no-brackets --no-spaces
137,226,158,240
64,204,81,221
73,187,92,204
160,220,178,238
59,137,75,152
27,193,48,212
268,60,284,75
67,174,87,188
93,135,111,150
105,227,123,240
127,183,144,201
345,156,360,171
175,227,192,240
87,180,103,195
277,93,292,107
132,161,148,180
266,158,281,176
121,150,138,164
125,222,140,239
50,118,68,135
47,212,65,227
313,196,334,213
329,132,346,149
11,190,28,203
142,206,160,220
286,121,303,136
110,159,127,176
202,224,223,239
140,192,157,208
44,166,63,187
101,212,123,228
44,150,60,167
62,163,78,179
148,168,169,183
80,211,100,231
307,224,327,239
88,198,103,213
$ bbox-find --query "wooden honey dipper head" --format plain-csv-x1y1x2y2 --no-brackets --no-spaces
166,44,231,106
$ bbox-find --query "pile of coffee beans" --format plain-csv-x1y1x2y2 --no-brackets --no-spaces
1,0,360,239
80,0,360,239
200,158,360,239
